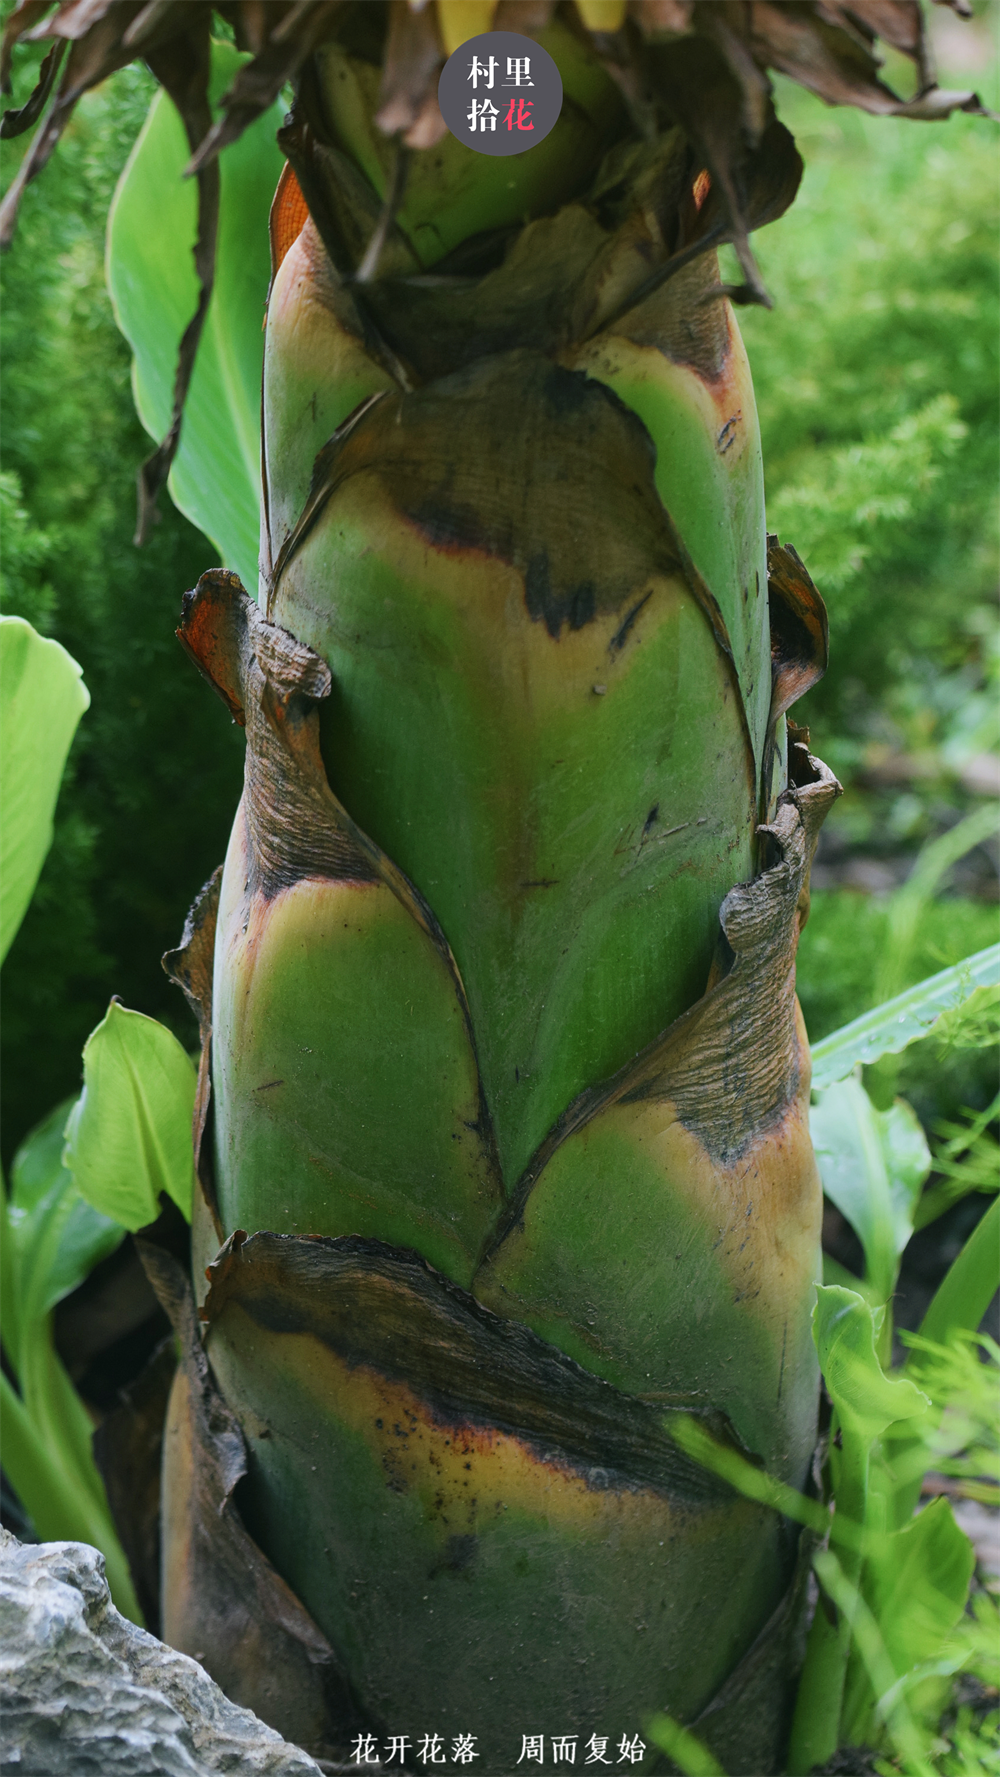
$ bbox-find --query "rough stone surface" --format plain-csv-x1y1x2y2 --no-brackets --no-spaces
0,1528,324,1775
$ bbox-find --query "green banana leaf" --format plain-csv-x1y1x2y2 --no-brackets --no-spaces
813,1286,927,1449
810,1078,931,1306
63,1000,195,1231
0,1103,138,1619
3,1099,124,1374
0,615,89,966
106,41,284,590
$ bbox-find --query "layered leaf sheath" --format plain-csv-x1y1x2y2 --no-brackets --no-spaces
150,26,838,1768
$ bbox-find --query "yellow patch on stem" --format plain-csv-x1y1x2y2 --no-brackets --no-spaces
575,0,628,30
434,1,499,56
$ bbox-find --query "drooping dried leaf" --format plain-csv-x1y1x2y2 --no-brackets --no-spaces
766,536,829,730
374,0,446,144
0,37,63,136
0,1,52,91
186,0,341,175
2,1,985,243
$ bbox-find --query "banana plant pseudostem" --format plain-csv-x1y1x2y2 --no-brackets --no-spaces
0,0,987,1768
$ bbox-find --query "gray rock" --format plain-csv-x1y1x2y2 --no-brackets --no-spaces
0,1528,324,1775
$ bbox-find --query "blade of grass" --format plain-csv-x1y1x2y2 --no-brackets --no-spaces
873,807,1000,1011
918,1196,1000,1350
646,1714,726,1776
888,1200,1000,1528
665,1415,830,1537
913,1094,1000,1232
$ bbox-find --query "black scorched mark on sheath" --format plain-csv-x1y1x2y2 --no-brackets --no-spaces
610,590,653,655
407,498,490,555
525,553,596,639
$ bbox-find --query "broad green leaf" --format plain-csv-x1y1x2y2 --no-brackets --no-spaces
0,1365,141,1622
868,1497,974,1681
0,616,89,965
7,1099,125,1339
106,41,284,590
809,944,1000,1091
841,1498,975,1743
16,1316,108,1516
1,1101,138,1622
0,1185,15,1369
811,1077,930,1303
814,1286,927,1446
63,1001,195,1230
10,1096,83,1213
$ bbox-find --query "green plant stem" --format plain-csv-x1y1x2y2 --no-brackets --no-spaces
787,1434,870,1773
0,1356,142,1623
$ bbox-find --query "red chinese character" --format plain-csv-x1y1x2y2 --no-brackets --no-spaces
504,96,534,132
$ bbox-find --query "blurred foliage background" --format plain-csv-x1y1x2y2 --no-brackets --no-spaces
0,62,242,1167
1,14,997,1169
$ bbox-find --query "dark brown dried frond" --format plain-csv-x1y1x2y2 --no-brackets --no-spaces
2,0,986,215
